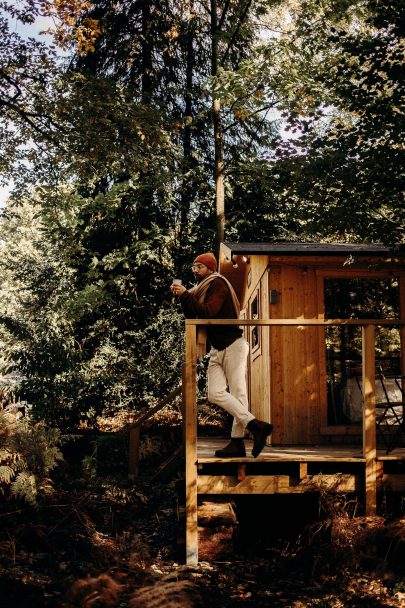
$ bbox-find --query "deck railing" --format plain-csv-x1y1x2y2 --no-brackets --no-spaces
183,318,404,565
128,385,182,479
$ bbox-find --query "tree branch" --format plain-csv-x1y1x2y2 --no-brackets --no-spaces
223,101,279,132
223,106,274,174
221,0,254,66
218,0,232,30
1,99,69,150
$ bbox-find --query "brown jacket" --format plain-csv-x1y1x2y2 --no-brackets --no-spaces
180,277,243,350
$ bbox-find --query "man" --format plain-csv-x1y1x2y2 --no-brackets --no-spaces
171,251,273,458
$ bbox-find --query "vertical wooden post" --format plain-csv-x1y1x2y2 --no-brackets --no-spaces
181,363,186,443
399,277,405,416
184,321,198,564
362,324,377,515
128,426,141,480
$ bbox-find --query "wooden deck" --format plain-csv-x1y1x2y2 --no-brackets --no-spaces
195,437,405,497
197,437,405,463
183,318,405,564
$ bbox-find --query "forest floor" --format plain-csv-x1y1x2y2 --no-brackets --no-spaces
0,411,405,608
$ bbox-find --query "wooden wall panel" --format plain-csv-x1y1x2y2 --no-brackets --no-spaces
268,265,321,444
302,268,322,444
268,266,284,443
248,266,271,425
281,267,296,442
243,256,269,309
261,271,271,426
316,273,328,431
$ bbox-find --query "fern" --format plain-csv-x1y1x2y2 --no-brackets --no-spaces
0,412,64,507
10,472,37,507
0,465,15,484
13,422,64,476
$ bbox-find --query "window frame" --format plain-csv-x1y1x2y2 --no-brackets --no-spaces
249,287,262,359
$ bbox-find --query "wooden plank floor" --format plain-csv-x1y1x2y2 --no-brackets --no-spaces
197,437,405,463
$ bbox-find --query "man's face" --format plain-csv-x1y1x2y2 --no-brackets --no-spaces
192,263,212,282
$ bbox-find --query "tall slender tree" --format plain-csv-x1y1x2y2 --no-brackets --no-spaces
68,0,277,253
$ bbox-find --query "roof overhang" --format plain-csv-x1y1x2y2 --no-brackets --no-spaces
221,242,404,258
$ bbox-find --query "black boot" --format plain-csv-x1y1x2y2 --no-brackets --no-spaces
247,419,273,458
215,438,246,458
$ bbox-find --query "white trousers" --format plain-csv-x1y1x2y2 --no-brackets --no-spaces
207,337,254,438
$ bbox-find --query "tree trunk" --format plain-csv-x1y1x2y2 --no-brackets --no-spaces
179,2,196,256
211,0,225,258
141,0,153,104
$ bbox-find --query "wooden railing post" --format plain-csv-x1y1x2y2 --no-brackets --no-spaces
128,426,141,480
184,321,198,565
362,324,377,515
181,362,186,442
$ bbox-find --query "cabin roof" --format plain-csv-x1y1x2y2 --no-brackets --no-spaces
223,242,404,257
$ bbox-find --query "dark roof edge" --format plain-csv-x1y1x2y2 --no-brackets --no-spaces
222,242,404,256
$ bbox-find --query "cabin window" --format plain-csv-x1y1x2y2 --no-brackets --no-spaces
249,290,261,354
324,277,401,425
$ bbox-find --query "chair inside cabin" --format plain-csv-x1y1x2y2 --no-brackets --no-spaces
375,367,405,454
350,366,405,453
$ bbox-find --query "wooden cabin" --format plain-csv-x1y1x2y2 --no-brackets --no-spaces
181,242,405,564
219,242,405,446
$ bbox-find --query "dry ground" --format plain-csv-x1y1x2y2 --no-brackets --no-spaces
0,414,404,608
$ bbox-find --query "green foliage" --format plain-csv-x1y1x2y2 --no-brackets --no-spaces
10,471,38,507
0,462,16,484
268,0,405,243
0,0,403,435
0,412,64,507
0,189,187,429
212,0,404,244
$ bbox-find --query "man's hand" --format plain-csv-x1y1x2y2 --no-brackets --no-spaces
171,283,187,297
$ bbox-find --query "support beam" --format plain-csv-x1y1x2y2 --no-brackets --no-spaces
299,463,308,480
197,473,359,494
185,322,198,565
362,324,377,515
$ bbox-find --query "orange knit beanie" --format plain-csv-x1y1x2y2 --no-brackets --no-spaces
193,252,217,272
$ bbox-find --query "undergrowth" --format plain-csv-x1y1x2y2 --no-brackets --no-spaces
0,411,64,507
0,412,404,608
